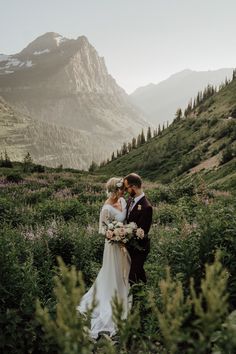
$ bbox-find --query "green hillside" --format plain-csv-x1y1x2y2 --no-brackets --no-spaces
98,76,236,191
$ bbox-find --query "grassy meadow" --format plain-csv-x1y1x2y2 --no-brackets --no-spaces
1,161,236,353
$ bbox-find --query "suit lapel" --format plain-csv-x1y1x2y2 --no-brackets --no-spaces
129,196,145,218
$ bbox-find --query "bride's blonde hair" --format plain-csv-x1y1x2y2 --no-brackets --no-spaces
106,177,124,198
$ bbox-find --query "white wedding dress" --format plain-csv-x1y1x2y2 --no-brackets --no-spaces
77,197,131,339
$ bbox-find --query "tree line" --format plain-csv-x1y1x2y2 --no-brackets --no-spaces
174,68,236,121
96,123,169,169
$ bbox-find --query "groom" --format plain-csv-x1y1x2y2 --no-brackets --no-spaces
124,173,153,284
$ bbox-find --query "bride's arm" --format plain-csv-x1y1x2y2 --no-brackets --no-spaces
98,207,111,235
120,197,127,211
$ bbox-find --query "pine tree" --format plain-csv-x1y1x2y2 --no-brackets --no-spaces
121,142,128,155
88,160,98,172
0,152,3,167
153,128,158,137
127,142,132,153
147,126,152,140
233,69,236,80
174,108,182,122
158,124,161,135
111,152,115,161
23,152,33,172
131,137,136,149
137,134,141,147
140,129,146,145
3,150,13,168
184,101,193,117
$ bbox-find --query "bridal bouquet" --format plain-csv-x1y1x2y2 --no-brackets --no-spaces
104,220,145,246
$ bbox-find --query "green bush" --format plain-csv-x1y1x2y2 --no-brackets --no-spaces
0,228,42,353
36,199,89,223
220,145,234,164
6,172,23,183
31,164,46,173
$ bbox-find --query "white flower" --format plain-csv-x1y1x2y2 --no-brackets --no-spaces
136,228,145,239
108,223,114,230
115,222,124,228
128,222,137,229
125,227,133,234
115,235,121,241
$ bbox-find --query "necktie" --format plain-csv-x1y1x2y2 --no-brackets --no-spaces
127,198,135,218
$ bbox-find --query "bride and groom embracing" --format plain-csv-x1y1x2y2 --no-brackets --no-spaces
77,173,153,339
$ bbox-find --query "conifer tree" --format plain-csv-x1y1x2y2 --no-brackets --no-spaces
23,152,33,172
137,134,141,147
233,69,236,80
88,160,98,172
121,142,128,155
131,137,136,149
127,142,132,153
174,108,182,122
153,128,158,137
147,126,152,140
158,124,161,135
3,150,13,168
140,129,146,145
0,152,3,167
111,152,115,161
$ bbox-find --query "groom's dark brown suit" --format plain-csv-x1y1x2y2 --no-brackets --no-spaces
126,195,153,284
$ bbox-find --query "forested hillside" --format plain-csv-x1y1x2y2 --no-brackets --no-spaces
99,73,236,191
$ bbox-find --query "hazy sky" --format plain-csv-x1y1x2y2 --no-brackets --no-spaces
0,0,236,93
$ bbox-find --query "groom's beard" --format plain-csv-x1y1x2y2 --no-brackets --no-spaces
130,190,136,198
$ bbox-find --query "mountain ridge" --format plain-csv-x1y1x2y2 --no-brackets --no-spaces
130,68,234,126
0,33,149,169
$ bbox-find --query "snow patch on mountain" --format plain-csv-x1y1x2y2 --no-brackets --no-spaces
0,57,34,72
55,35,67,46
33,49,50,55
26,60,33,67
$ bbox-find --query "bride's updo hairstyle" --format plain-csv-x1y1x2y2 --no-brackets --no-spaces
106,177,124,198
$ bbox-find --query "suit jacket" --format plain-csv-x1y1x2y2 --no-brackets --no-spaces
126,195,153,236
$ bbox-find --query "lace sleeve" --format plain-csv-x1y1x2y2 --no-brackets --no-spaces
99,206,112,235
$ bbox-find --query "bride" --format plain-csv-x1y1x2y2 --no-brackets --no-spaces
77,177,131,339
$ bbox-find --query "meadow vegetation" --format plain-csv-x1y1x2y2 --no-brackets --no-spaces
1,161,236,353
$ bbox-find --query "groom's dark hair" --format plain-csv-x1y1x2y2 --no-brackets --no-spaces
124,173,142,188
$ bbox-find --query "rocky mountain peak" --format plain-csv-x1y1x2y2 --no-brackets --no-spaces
19,32,69,56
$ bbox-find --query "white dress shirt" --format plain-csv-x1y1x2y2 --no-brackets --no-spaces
131,192,145,211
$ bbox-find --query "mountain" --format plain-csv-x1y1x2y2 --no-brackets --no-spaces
0,97,111,169
99,75,236,190
0,32,148,168
130,68,234,126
